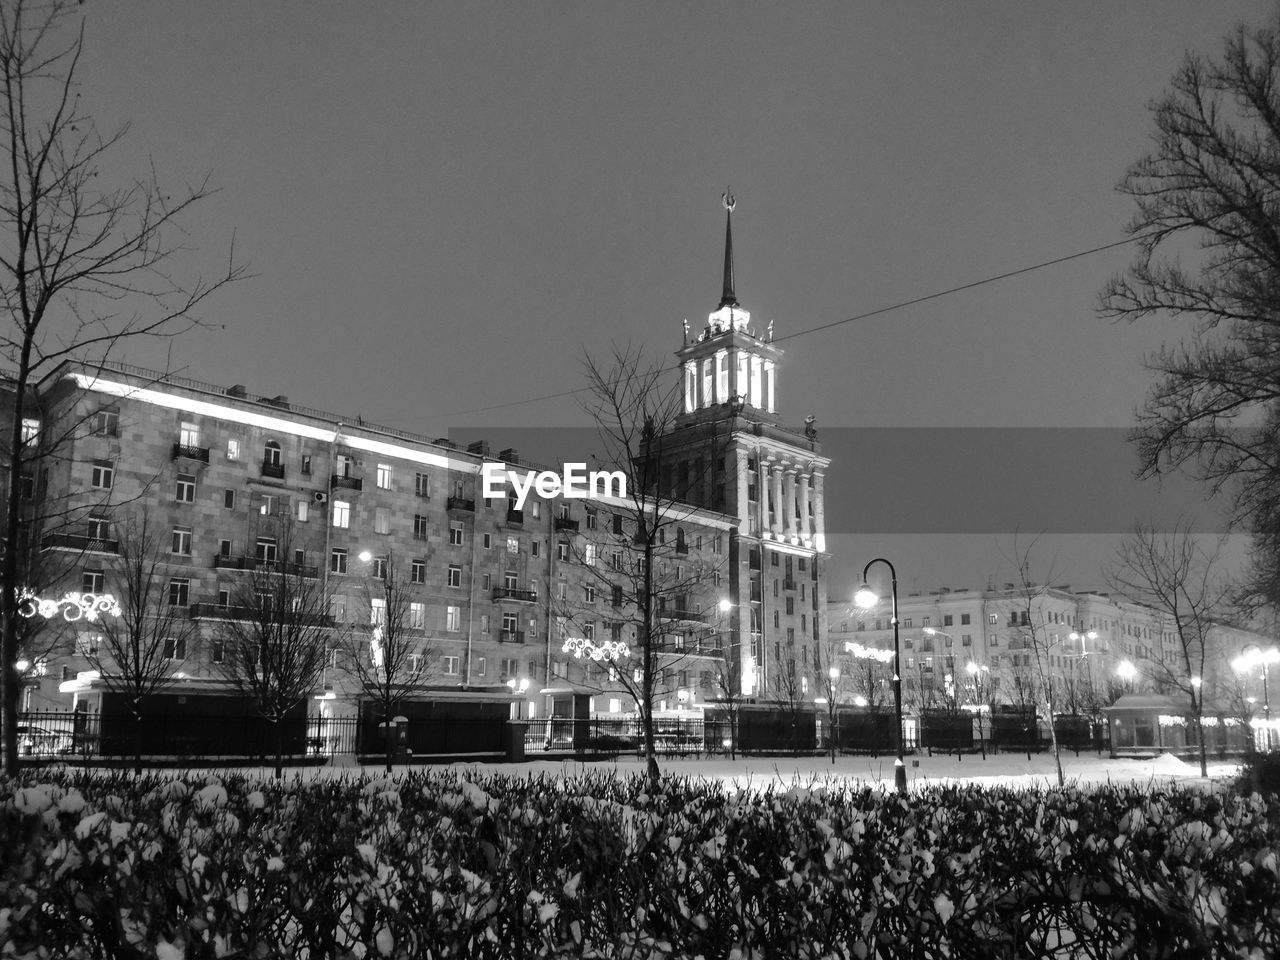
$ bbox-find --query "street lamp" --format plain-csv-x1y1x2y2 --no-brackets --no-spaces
826,665,840,763
855,558,907,794
1116,659,1137,694
1232,645,1279,752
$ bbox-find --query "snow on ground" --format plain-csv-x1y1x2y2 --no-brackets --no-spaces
90,749,1243,792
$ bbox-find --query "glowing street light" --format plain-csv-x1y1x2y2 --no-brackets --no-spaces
854,558,907,794
1116,659,1138,692
1233,645,1279,751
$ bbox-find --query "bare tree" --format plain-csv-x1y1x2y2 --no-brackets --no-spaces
768,652,808,755
81,511,195,773
215,538,336,779
573,343,729,782
339,553,433,773
1106,520,1233,777
0,0,245,773
1097,18,1280,611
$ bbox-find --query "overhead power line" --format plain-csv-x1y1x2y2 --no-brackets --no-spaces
444,234,1141,417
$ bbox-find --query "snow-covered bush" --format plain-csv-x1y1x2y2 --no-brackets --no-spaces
2,769,1277,958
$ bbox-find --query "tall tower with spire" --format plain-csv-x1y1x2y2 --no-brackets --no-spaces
658,192,830,699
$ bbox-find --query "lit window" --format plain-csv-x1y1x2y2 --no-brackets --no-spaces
227,439,240,461
410,602,426,629
475,656,486,678
175,473,195,503
20,418,38,444
374,507,390,535
180,422,199,447
171,526,192,555
91,460,114,490
259,494,277,516
507,537,519,555
376,464,392,489
370,598,386,626
446,606,461,631
297,500,310,522
332,501,350,529
584,544,597,566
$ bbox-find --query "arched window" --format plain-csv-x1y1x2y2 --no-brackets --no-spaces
263,440,282,466
675,527,687,553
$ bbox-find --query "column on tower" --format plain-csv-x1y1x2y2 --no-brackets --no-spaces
715,349,730,403
684,361,697,413
764,360,776,414
783,467,798,540
701,357,714,409
812,471,827,552
735,447,750,530
770,462,784,537
735,351,750,399
798,472,812,544
750,355,763,408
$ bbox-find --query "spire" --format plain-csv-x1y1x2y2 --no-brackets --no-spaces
719,188,738,308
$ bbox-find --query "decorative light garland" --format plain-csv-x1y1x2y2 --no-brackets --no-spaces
844,641,894,664
17,589,120,622
562,637,630,661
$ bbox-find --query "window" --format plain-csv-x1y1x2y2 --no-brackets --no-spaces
475,656,486,678
785,597,794,615
482,533,492,549
411,558,426,584
371,556,388,580
180,422,200,447
586,509,597,530
87,516,110,541
610,552,622,571
256,537,278,563
332,501,350,529
585,584,596,603
217,539,232,558
162,637,187,661
91,460,114,490
482,573,491,590
330,596,348,622
168,578,190,607
92,410,119,437
263,441,282,466
370,598,386,627
259,494,277,516
612,585,623,607
374,507,390,535
224,489,235,510
961,613,971,625
584,621,596,641
531,539,541,558
446,606,461,631
415,472,430,498
557,582,566,599
530,500,541,519
330,548,348,574
301,455,312,476
503,612,519,633
557,541,569,562
507,536,519,555
227,439,240,461
83,569,104,593
410,602,426,630
922,616,931,627
501,658,518,678
450,522,465,546
171,526,192,556
584,543,597,566
211,640,225,664
20,418,39,444
413,514,429,539
988,613,998,625
176,473,195,503
376,463,392,489
448,564,462,588
442,656,460,676
612,514,623,535
297,500,310,522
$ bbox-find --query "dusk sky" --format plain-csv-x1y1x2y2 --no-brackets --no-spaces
75,3,1271,599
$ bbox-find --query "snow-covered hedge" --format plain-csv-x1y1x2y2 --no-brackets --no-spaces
2,770,1278,958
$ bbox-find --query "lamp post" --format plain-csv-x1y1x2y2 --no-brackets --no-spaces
855,558,907,794
1232,645,1279,752
826,666,840,763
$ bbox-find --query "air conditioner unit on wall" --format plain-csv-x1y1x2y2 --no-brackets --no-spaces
313,491,329,504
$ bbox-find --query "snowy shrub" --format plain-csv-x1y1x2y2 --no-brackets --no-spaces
2,769,1278,958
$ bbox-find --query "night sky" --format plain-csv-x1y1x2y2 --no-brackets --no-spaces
73,2,1270,598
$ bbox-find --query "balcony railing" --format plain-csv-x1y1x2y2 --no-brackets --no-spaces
493,587,537,603
553,516,579,532
446,496,475,512
171,442,210,463
500,629,525,644
666,608,707,624
41,532,119,554
782,578,797,591
260,461,286,480
331,474,363,492
506,508,524,524
212,555,319,579
190,603,332,626
675,543,689,555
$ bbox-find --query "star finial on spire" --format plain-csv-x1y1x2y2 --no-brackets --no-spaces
719,188,738,309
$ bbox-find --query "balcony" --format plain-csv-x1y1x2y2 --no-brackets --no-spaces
212,555,319,579
446,496,475,512
553,516,579,532
331,474,363,492
500,629,525,644
506,508,524,524
171,443,210,463
260,461,286,480
190,603,332,626
493,587,537,603
41,532,118,555
667,608,707,624
783,578,797,591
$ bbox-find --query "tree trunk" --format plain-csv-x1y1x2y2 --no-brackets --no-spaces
133,708,143,776
1195,710,1208,778
274,719,284,780
384,711,393,774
